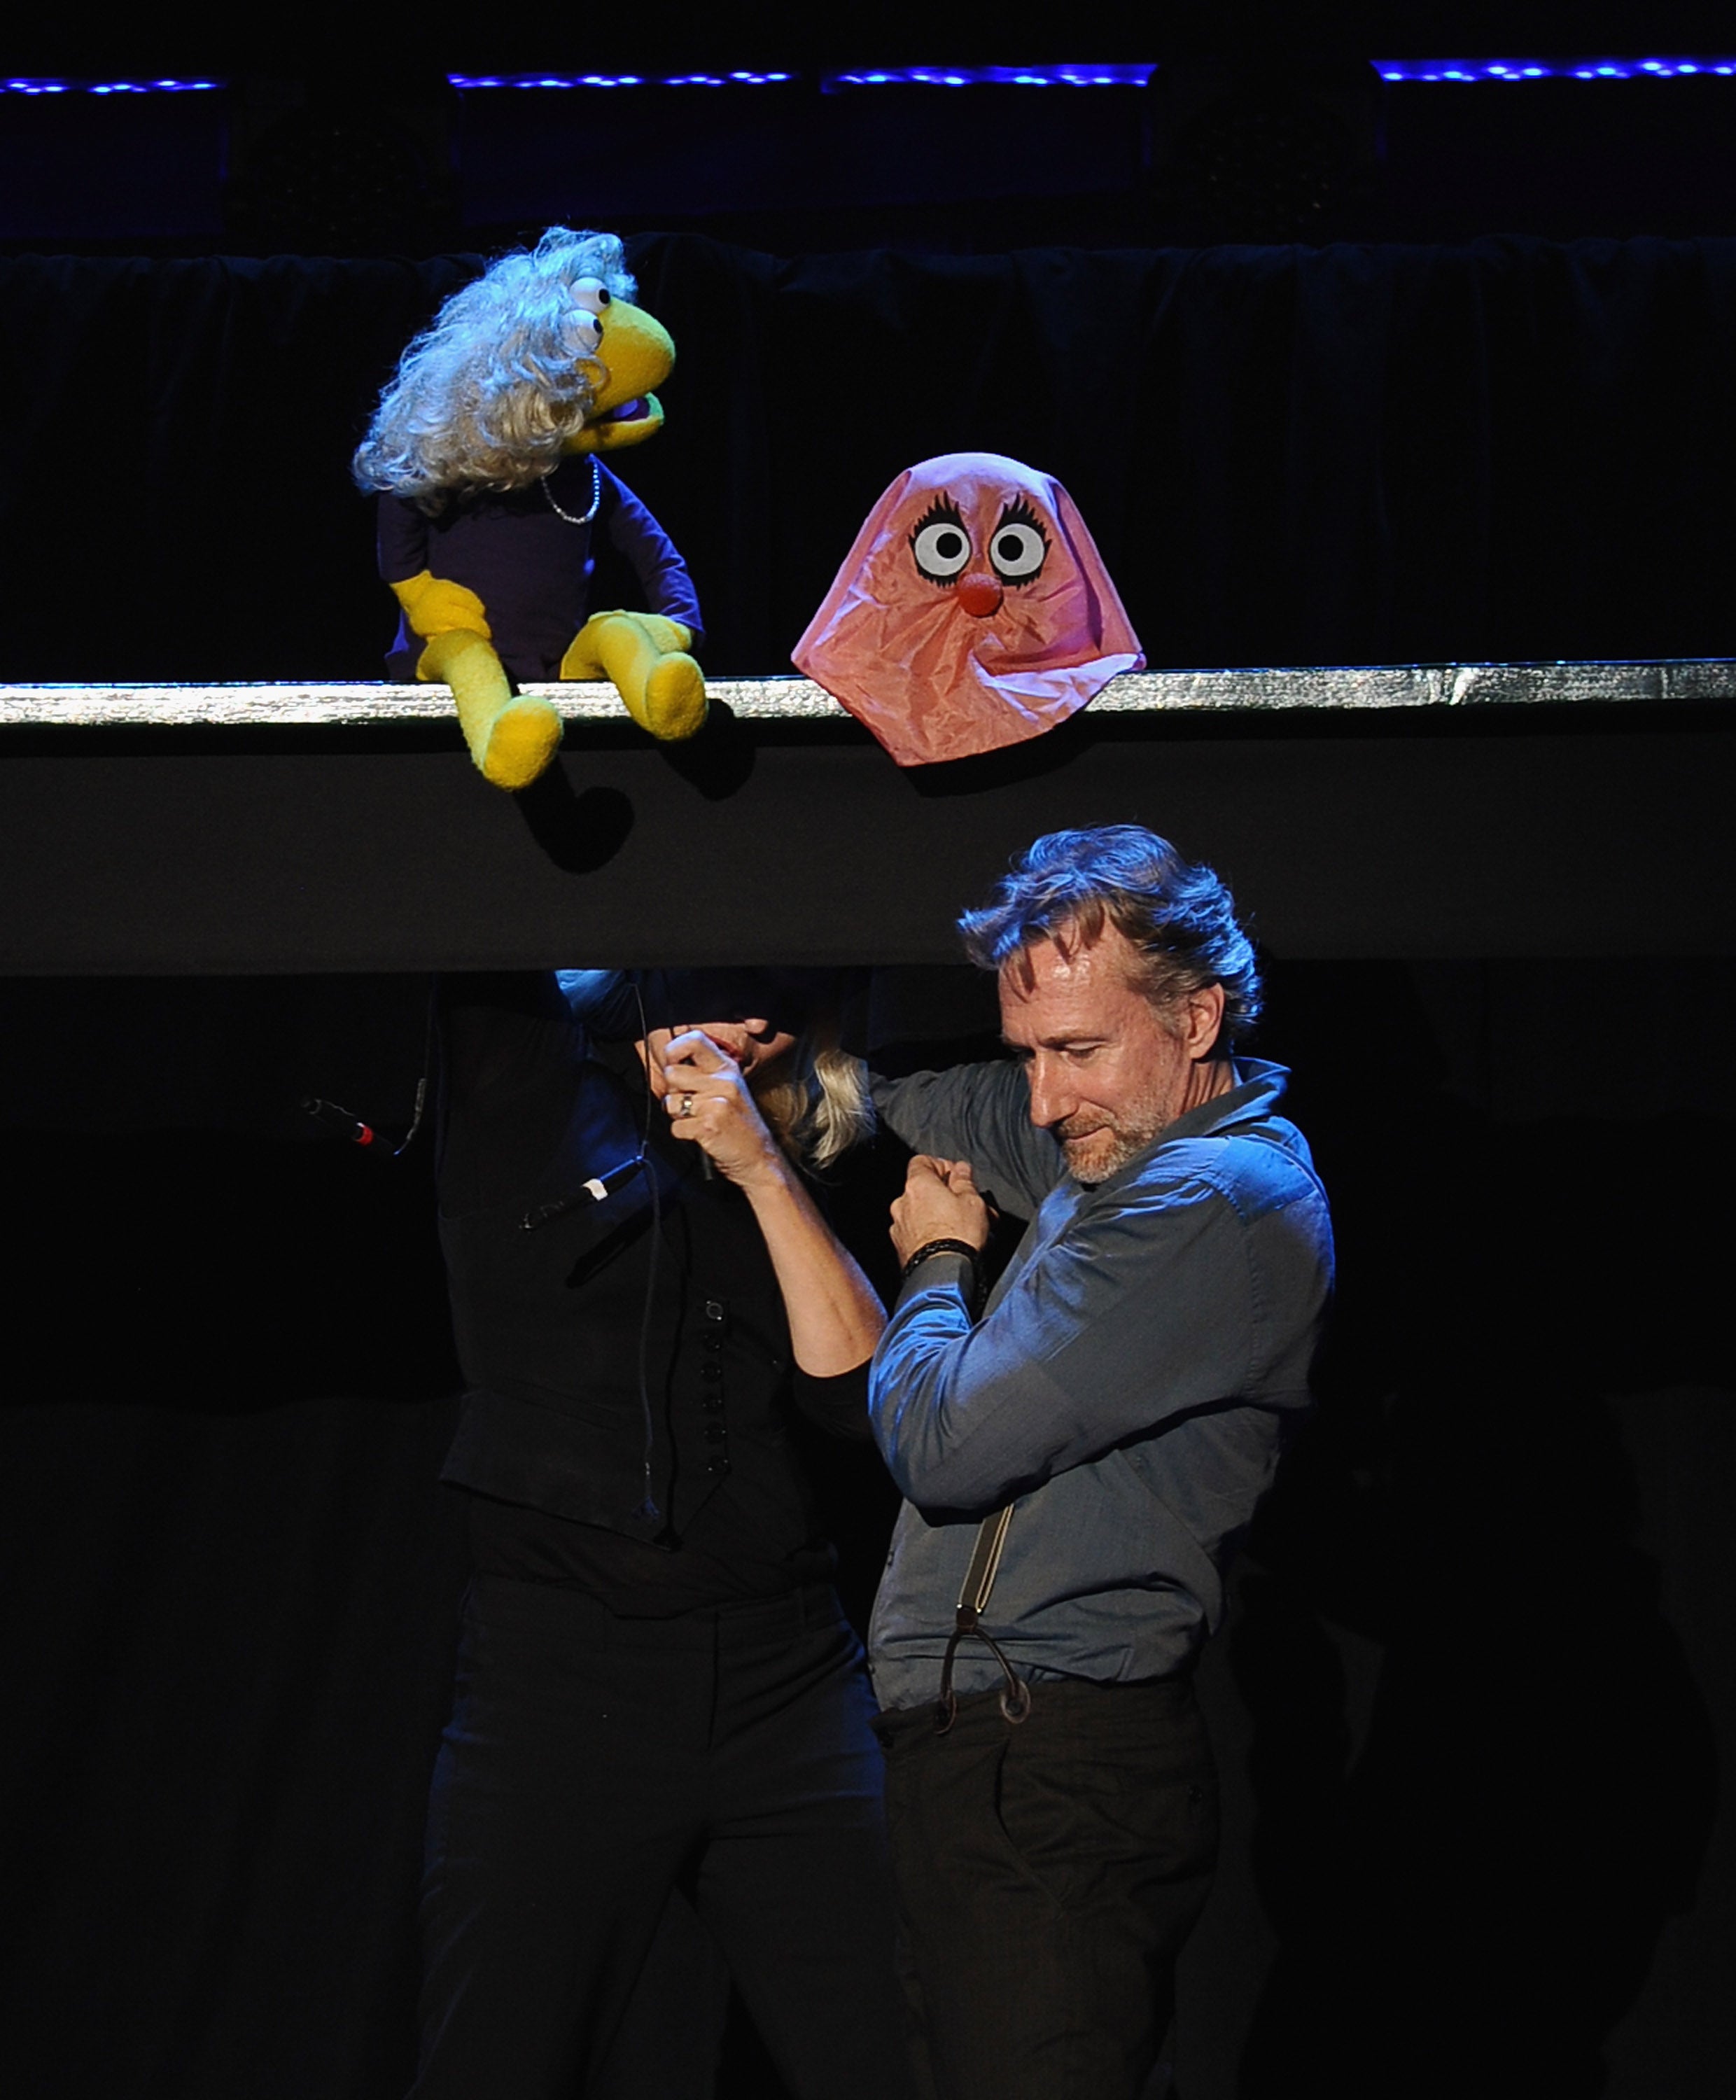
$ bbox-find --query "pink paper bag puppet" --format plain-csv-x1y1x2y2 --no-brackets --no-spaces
793,452,1143,766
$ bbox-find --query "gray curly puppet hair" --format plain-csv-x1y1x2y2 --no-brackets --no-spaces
352,228,636,510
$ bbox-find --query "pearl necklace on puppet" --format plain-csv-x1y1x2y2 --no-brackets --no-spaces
541,456,603,526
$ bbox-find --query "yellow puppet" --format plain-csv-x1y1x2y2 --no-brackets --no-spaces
354,229,705,789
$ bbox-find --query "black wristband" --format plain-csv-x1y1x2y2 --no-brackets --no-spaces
899,1238,983,1291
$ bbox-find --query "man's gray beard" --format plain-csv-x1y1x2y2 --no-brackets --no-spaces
1066,1125,1158,1186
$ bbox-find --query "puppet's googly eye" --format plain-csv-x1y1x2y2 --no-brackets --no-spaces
572,278,614,317
911,514,973,582
989,519,1048,584
913,522,970,577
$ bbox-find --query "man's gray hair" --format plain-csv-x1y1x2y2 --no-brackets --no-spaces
958,825,1261,1041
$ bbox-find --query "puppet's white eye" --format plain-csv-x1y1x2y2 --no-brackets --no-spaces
566,312,604,356
573,278,614,316
911,519,972,580
989,520,1048,582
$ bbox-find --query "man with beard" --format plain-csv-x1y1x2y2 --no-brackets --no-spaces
866,826,1335,2100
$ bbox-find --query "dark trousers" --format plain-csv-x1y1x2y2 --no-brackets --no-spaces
877,1676,1218,2100
412,1575,917,2100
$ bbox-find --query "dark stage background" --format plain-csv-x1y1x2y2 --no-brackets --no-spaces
1,227,1732,2097
6,234,1736,683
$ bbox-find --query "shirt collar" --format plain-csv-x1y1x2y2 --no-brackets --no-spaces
1079,1056,1292,1192
1167,1056,1289,1140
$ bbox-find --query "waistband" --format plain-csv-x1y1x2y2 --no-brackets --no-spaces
468,1572,849,1650
874,1670,1198,1745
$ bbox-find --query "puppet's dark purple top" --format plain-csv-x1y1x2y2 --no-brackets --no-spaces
377,455,704,682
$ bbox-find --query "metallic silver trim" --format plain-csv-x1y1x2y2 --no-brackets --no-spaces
4,659,1732,728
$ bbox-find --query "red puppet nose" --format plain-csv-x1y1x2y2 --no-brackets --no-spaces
953,572,1003,617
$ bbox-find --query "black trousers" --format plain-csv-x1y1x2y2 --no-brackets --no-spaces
877,1676,1218,2100
412,1576,917,2100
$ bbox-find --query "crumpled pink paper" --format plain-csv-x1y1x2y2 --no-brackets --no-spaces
793,452,1142,766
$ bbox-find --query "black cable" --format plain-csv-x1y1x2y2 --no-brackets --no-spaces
630,975,662,1527
393,978,440,1157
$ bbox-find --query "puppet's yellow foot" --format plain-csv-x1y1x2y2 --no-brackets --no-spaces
562,611,708,742
415,629,559,790
479,696,564,790
630,652,708,741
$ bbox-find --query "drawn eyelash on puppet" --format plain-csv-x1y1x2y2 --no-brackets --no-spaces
909,498,974,584
988,496,1049,584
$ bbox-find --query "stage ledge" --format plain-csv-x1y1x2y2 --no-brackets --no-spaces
3,659,1735,726
1,661,1730,972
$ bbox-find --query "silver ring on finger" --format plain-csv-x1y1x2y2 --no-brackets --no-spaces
679,1092,695,1118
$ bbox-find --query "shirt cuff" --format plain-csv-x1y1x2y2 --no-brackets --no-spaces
894,1246,979,1315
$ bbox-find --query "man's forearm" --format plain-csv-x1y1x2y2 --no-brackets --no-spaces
868,1280,1074,1509
872,1063,1056,1217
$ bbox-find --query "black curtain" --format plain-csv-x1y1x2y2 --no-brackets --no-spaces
4,234,1736,682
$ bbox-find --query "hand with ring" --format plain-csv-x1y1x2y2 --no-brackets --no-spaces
657,1028,780,1185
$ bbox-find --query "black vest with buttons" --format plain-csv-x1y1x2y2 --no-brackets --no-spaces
434,981,804,1550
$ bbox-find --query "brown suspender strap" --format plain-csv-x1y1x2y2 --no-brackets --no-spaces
935,1504,1032,1732
958,1502,1014,1614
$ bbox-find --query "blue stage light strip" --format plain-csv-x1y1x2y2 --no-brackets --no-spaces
447,71,796,90
8,62,1736,100
448,67,1147,89
1376,58,1736,81
0,77,221,95
823,65,1154,88
450,62,1736,90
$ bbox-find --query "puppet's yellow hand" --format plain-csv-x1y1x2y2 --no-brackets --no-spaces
391,570,493,643
561,610,706,741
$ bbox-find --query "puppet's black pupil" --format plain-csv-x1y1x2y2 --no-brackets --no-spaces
937,531,965,559
990,522,1046,579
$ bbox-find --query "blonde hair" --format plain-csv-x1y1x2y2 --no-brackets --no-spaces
757,1032,875,1173
352,228,636,508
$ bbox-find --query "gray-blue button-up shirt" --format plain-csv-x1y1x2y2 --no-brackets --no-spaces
867,1056,1334,1712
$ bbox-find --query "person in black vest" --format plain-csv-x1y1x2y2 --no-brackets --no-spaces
412,969,914,2100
